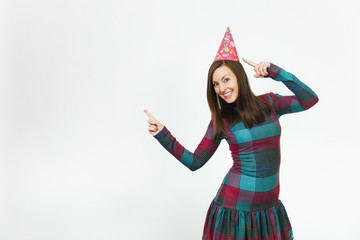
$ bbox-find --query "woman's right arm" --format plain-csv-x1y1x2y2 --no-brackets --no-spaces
153,119,224,171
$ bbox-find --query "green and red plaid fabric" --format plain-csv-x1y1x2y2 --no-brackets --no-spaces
153,63,319,240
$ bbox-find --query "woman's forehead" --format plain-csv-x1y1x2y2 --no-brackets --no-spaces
213,65,233,80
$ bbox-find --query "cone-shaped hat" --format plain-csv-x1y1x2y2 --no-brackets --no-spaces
214,27,239,62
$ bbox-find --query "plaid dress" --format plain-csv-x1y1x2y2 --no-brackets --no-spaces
153,63,319,240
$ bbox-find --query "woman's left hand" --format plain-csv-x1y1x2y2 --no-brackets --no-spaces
242,57,271,78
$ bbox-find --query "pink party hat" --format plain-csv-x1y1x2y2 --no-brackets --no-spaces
214,27,239,62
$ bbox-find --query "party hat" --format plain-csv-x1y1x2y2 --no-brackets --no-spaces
214,27,239,62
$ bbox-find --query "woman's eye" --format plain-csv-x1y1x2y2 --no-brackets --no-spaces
224,78,230,82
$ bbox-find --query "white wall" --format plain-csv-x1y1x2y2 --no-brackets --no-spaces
0,0,359,239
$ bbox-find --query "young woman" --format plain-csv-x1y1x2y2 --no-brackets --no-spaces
144,27,319,240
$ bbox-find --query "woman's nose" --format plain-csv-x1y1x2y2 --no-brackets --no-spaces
219,83,226,93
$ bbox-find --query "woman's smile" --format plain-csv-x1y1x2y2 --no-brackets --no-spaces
223,90,233,99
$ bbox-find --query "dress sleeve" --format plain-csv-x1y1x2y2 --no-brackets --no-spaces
265,63,319,118
153,119,224,171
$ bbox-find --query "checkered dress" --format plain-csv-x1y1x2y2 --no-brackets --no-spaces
153,63,319,240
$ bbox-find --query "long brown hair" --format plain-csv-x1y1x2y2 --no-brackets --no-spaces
207,60,273,141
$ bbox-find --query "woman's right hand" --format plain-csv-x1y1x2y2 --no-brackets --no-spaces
144,109,164,136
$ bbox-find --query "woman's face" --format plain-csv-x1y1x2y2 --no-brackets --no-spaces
212,65,239,104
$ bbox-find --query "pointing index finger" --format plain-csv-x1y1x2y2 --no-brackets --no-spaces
144,109,155,120
242,57,256,67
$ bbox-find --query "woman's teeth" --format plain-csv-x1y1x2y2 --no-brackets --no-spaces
224,91,232,98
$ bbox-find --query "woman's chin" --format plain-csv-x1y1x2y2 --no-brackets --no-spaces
224,98,236,104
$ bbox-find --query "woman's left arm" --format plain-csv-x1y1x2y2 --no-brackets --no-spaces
265,62,319,118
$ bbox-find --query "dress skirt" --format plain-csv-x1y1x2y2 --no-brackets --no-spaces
202,198,294,240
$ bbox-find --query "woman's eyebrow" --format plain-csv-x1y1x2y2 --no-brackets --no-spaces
221,74,230,80
213,74,230,83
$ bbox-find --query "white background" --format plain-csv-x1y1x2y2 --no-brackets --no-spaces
1,0,359,239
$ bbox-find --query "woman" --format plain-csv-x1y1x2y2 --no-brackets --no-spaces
144,27,319,240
